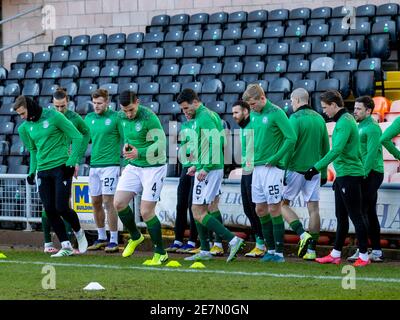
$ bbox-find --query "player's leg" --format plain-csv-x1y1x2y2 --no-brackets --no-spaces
253,167,275,261
38,169,73,257
241,173,265,258
316,178,347,264
101,166,120,253
305,201,320,260
114,165,143,257
54,167,87,254
87,168,108,250
281,171,312,258
208,196,224,256
341,177,370,266
189,170,244,262
362,171,384,262
42,210,58,253
140,165,168,265
168,167,190,252
266,166,287,262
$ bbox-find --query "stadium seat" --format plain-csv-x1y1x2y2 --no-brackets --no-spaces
118,83,138,95
199,62,222,81
0,122,14,135
157,82,181,104
160,102,181,115
353,71,375,97
189,12,209,25
207,101,226,114
182,82,202,93
178,64,201,83
22,83,39,97
384,112,400,123
141,101,159,114
293,79,316,93
107,33,126,45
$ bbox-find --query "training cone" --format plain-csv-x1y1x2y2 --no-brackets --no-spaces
142,259,153,265
166,260,182,268
189,262,206,269
83,282,105,290
0,252,7,259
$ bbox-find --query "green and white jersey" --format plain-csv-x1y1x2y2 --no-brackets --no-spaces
179,119,195,168
18,108,83,174
380,116,400,160
315,110,364,177
249,99,297,168
358,115,384,175
63,109,90,161
192,104,225,172
287,106,330,179
84,108,123,167
119,105,166,167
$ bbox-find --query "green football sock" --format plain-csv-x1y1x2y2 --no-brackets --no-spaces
289,219,305,236
202,214,234,242
309,232,320,250
209,211,223,243
195,221,210,251
145,215,165,255
260,214,275,251
118,206,141,240
272,215,285,254
41,211,52,243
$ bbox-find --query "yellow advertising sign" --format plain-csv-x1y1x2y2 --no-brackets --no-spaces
72,182,93,213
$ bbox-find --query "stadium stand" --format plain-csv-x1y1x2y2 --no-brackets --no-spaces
0,4,400,179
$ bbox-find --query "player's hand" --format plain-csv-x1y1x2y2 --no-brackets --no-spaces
26,173,35,185
197,169,208,182
73,165,79,179
304,167,319,180
123,143,138,160
320,178,327,186
187,166,196,176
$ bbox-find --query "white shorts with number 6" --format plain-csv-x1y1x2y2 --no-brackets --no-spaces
116,164,167,202
89,166,120,196
252,165,284,204
192,169,223,205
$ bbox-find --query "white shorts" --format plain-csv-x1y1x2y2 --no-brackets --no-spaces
116,164,167,202
192,169,223,205
89,166,120,196
283,171,320,202
252,166,284,205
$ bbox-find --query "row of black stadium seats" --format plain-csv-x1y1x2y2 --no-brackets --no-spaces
46,20,398,48
148,5,400,27
0,66,377,109
2,56,382,85
44,20,396,51
12,39,384,68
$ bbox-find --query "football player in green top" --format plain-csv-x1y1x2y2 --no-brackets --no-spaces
113,91,168,266
42,87,90,254
15,95,88,257
305,90,370,267
350,96,384,263
242,84,297,263
84,89,124,253
282,88,330,261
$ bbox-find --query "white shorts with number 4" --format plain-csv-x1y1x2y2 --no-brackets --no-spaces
283,171,320,202
116,164,167,202
252,165,284,205
192,169,223,205
89,166,120,196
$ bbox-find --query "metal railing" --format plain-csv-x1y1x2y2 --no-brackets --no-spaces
0,174,42,231
0,5,46,54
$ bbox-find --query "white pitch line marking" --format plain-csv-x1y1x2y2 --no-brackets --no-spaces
1,259,400,284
